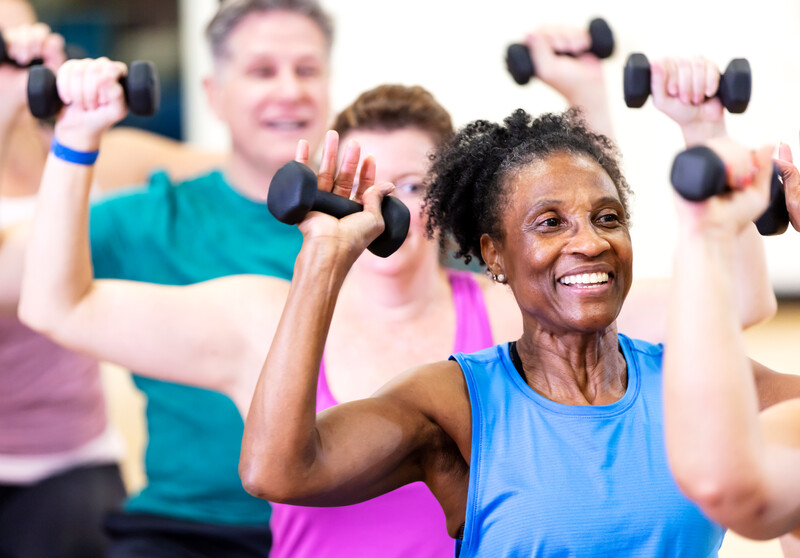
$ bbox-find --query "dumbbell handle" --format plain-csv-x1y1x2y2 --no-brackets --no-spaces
670,146,789,236
268,161,410,258
27,61,159,119
0,32,43,68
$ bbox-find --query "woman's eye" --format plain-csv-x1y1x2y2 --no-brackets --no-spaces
597,212,621,225
538,217,560,228
396,183,424,197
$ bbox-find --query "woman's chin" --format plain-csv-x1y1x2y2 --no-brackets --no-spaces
353,236,431,278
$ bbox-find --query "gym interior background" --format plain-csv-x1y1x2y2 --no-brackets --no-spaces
26,1,800,556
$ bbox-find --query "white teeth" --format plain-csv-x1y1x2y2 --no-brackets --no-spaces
559,272,609,286
265,121,304,130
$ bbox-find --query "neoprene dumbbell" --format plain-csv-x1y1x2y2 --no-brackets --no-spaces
267,160,411,257
624,53,752,114
506,18,614,86
26,60,161,119
0,31,43,67
670,145,789,236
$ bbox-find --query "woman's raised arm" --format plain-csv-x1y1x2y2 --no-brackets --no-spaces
664,138,800,539
240,133,467,517
18,58,286,411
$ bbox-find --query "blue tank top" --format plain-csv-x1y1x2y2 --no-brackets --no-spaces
451,334,725,557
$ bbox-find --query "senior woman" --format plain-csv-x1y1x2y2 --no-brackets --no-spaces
18,58,785,556
239,108,784,556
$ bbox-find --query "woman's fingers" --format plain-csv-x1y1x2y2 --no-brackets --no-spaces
317,130,339,192
352,155,376,203
295,139,310,165
331,140,361,198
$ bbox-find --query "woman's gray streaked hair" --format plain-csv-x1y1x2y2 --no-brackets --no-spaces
206,0,334,60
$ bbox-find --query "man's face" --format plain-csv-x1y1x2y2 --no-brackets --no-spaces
205,10,330,173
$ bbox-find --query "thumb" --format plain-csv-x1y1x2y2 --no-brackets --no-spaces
774,157,800,194
778,142,794,164
361,182,395,218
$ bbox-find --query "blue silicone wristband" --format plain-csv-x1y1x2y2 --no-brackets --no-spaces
50,138,99,166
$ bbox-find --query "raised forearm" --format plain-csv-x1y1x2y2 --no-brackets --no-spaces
240,239,351,500
665,229,766,523
567,88,614,140
680,119,728,148
18,155,94,333
733,223,777,328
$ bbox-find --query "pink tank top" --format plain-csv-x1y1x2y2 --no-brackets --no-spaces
269,270,493,558
0,196,107,456
0,317,106,455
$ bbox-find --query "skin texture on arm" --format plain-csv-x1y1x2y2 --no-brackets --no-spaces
664,139,800,539
0,22,64,314
17,58,285,413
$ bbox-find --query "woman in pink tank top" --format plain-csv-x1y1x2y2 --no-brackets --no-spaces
269,271,493,558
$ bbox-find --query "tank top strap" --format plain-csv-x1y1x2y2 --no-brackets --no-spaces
447,270,494,353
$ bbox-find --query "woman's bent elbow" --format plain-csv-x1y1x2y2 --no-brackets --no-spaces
239,460,303,503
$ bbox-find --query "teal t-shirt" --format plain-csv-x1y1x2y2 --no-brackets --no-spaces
89,169,303,526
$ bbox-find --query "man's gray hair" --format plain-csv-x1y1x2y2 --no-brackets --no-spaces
206,0,334,60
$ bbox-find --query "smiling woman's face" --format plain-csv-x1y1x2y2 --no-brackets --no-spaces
484,151,633,334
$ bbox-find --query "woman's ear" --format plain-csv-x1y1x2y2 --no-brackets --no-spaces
480,233,505,279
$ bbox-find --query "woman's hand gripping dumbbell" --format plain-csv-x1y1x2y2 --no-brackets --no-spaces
27,57,159,120
46,58,158,159
0,25,64,68
671,141,789,236
268,133,410,258
625,53,751,114
506,18,614,86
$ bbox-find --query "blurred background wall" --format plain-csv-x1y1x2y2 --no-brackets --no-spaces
31,0,800,294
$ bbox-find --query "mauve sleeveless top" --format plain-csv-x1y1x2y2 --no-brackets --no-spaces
0,195,106,457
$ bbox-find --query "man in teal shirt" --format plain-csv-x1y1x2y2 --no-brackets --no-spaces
88,1,333,556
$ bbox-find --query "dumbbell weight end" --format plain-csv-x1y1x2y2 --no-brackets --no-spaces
671,146,789,236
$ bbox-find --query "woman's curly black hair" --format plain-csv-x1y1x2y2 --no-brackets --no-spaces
423,108,632,266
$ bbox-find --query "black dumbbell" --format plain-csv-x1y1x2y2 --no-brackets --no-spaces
0,31,43,68
506,18,614,86
670,145,789,236
26,60,161,120
624,53,752,114
267,160,411,257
